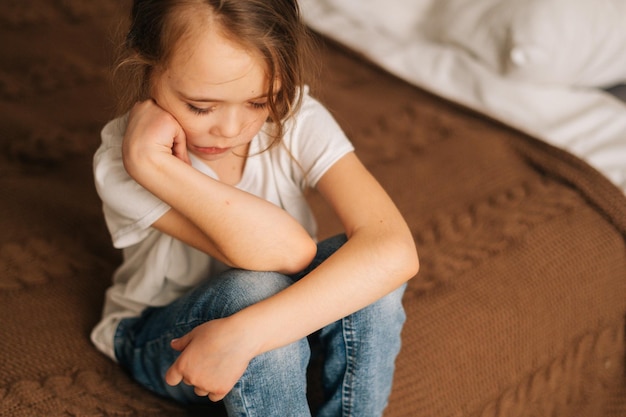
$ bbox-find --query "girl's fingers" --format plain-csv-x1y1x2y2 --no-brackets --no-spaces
194,388,210,397
209,392,227,402
170,333,191,351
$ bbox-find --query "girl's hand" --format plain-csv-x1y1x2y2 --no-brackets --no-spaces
165,317,260,402
123,100,190,177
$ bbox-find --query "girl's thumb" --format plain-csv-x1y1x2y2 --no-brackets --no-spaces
170,334,190,351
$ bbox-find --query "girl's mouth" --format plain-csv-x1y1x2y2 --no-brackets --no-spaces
193,146,230,155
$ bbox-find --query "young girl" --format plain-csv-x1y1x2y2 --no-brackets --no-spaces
92,0,419,415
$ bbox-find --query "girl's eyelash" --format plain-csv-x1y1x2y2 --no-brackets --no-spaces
186,103,211,115
186,102,267,115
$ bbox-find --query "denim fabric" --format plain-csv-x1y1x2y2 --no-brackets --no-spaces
114,234,407,416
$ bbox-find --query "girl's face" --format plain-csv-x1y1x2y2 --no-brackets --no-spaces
151,24,272,164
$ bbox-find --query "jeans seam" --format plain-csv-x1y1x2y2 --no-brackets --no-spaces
341,315,356,417
241,378,257,417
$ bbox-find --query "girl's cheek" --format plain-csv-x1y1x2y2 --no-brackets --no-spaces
177,119,205,137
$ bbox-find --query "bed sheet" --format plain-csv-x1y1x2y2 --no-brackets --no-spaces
300,0,626,195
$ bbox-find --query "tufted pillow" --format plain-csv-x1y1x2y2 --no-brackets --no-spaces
425,0,626,87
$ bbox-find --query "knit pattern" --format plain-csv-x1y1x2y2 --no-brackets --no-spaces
0,371,186,417
476,325,623,417
1,1,626,416
409,178,581,293
0,238,77,291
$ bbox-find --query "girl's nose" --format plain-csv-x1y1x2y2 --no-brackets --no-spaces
211,106,242,138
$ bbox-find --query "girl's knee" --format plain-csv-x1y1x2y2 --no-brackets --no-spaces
212,270,293,317
320,285,407,350
371,284,407,324
354,284,407,339
171,270,292,334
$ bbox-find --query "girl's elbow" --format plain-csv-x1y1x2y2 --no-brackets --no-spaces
394,235,420,281
278,236,317,275
406,249,420,280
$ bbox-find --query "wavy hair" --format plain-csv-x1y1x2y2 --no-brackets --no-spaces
113,0,317,146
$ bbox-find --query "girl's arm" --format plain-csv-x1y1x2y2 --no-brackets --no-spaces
123,100,317,274
166,151,419,400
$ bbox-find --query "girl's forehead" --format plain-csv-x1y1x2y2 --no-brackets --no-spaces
159,26,270,99
172,24,265,74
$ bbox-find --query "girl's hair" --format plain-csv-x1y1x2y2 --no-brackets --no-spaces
113,0,317,145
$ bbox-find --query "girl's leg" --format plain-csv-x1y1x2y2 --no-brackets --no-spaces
295,234,407,417
114,269,311,416
114,234,404,416
315,284,407,417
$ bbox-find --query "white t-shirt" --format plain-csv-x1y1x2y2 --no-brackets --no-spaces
91,89,354,360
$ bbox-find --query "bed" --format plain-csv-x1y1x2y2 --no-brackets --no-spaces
1,1,626,416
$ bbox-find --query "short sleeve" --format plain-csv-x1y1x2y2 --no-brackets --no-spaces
93,117,170,248
284,89,355,189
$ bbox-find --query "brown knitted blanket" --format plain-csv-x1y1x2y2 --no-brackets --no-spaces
2,2,626,416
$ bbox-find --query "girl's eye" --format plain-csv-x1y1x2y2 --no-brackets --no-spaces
250,102,268,110
186,103,212,115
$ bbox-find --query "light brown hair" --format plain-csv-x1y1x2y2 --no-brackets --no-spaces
113,0,317,145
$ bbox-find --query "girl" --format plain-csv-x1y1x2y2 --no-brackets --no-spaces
92,0,419,416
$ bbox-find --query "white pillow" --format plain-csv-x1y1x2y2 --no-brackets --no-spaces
425,0,626,87
326,0,435,41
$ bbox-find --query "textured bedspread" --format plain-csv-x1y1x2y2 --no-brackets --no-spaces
2,2,626,416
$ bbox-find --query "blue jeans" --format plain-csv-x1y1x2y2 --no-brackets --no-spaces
114,235,407,417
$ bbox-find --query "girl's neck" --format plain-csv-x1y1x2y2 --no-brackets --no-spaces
203,144,249,186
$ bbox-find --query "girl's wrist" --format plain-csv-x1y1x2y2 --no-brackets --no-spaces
225,310,269,358
124,141,182,186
